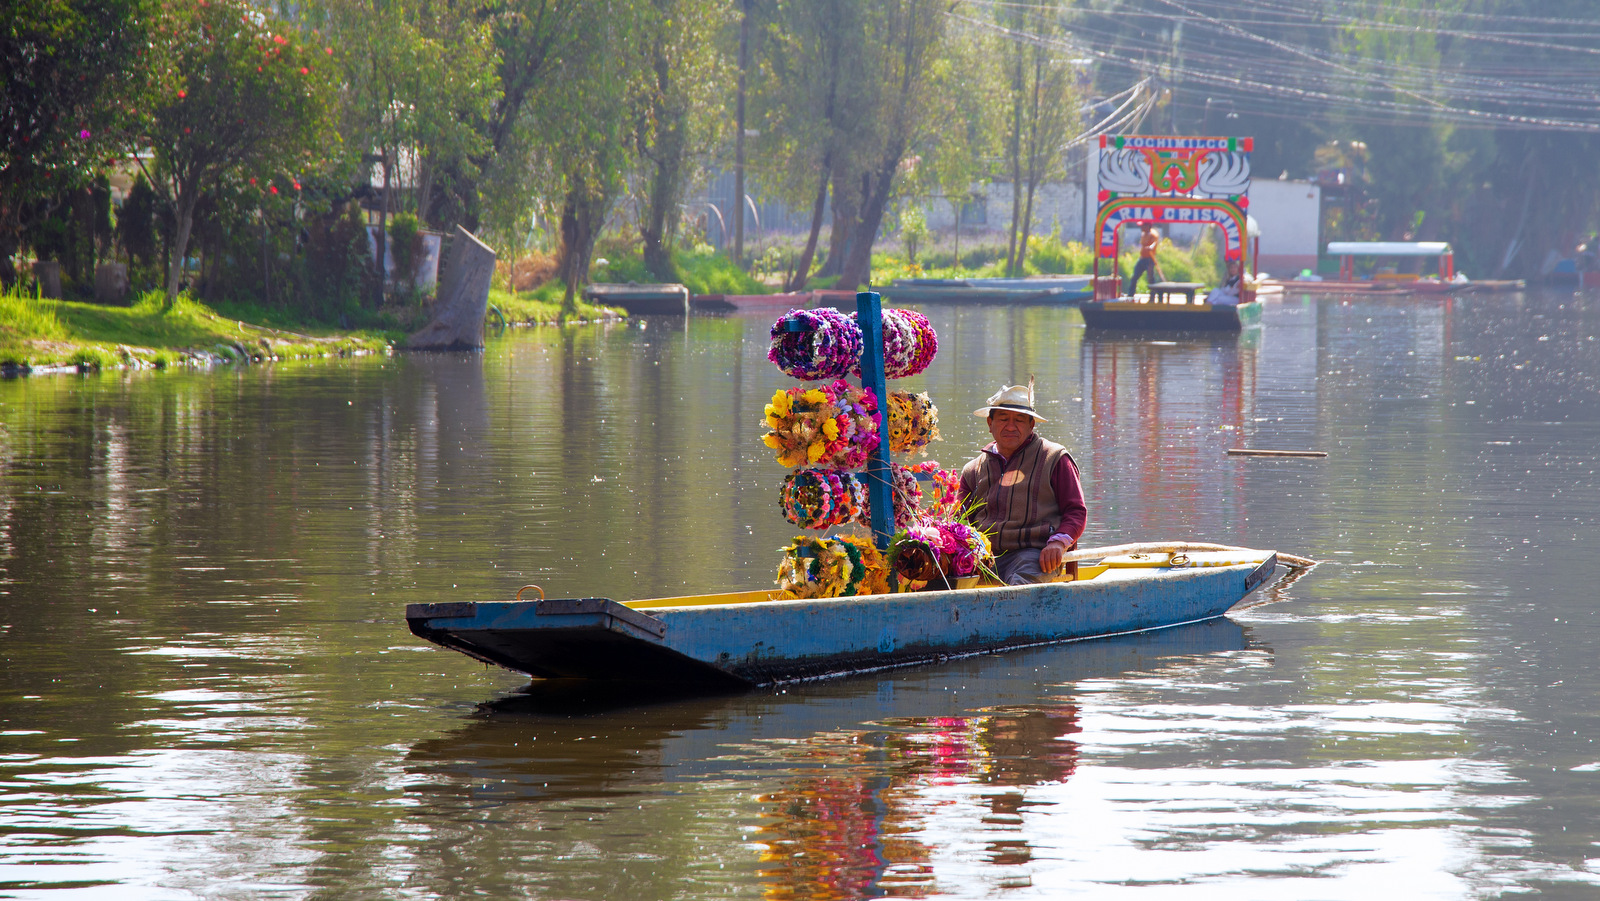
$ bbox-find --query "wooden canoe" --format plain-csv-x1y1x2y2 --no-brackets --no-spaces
406,549,1280,688
584,283,690,315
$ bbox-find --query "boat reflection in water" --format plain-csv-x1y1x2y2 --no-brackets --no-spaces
403,619,1248,898
751,705,1082,897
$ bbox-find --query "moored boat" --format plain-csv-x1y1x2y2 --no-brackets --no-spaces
585,282,690,314
689,291,814,313
406,545,1290,687
883,276,1093,305
1079,297,1263,331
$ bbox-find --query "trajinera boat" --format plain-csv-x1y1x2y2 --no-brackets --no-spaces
406,544,1301,687
407,286,1313,689
1081,133,1263,332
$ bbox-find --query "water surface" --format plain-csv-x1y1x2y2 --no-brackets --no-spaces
2,290,1599,899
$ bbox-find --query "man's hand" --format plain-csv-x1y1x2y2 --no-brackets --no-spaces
1040,538,1070,572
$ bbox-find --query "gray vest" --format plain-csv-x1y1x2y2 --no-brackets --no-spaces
961,435,1071,553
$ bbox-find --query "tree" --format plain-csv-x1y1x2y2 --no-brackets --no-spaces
316,0,495,302
432,0,586,235
543,0,647,315
1,0,155,286
748,0,870,290
1000,0,1080,276
633,0,731,280
136,0,337,300
833,0,952,291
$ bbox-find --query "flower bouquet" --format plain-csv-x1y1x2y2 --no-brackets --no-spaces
887,391,940,456
889,463,923,531
762,380,880,470
902,460,961,518
779,469,868,529
889,512,996,590
768,308,862,381
777,534,894,599
854,308,939,379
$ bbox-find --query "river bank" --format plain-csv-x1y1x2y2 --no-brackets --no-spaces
0,286,621,376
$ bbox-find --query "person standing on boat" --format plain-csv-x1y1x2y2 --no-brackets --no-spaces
1125,222,1164,296
958,382,1087,585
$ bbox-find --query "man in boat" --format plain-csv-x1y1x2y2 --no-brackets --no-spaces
1125,221,1164,297
1204,258,1243,306
958,382,1087,585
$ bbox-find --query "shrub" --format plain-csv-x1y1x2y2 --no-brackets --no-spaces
592,246,766,295
300,204,374,320
1025,235,1093,274
386,212,423,295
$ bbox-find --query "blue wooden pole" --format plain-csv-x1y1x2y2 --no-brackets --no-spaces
856,291,893,548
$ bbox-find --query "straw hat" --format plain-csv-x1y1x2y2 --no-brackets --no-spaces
973,381,1047,422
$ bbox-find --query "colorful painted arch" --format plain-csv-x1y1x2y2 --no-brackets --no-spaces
1095,196,1249,260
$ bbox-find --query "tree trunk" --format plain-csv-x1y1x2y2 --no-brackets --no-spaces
260,207,271,305
640,120,685,281
164,185,199,301
733,0,750,265
837,149,904,290
640,121,685,281
1005,54,1024,276
787,161,831,292
1018,180,1038,275
555,179,611,317
817,160,858,279
952,195,961,269
376,150,391,308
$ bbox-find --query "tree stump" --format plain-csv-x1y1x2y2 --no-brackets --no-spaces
33,261,61,298
406,225,495,351
95,263,129,304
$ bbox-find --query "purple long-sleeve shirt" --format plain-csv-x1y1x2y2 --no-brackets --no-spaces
957,435,1087,548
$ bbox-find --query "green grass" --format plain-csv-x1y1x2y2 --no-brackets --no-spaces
868,232,1225,286
594,246,769,295
0,286,68,342
0,287,388,372
488,283,621,324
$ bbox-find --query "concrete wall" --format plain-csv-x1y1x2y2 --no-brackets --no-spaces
925,181,1088,242
1249,178,1321,276
686,166,1090,250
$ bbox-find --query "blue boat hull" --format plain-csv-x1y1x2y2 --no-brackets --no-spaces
406,556,1278,687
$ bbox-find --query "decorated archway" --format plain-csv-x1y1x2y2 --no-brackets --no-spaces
1091,135,1253,300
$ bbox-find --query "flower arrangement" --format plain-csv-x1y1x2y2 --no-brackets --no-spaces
889,463,922,531
887,391,940,456
776,534,894,599
902,309,939,376
768,308,862,381
898,518,995,579
903,460,961,518
856,308,939,379
762,380,881,469
779,469,868,529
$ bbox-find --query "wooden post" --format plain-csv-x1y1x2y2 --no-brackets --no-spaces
856,291,893,548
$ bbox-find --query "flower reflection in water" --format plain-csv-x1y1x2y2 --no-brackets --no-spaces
754,707,1081,898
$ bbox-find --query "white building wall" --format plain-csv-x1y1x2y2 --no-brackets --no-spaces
924,181,1088,242
1249,178,1321,276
